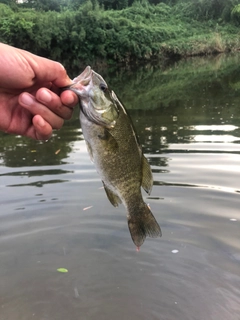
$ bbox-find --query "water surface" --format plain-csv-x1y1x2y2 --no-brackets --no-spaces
1,54,240,320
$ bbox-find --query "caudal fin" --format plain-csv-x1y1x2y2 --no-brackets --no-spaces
127,203,162,247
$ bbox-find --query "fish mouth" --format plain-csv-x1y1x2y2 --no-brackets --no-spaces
62,66,108,95
72,66,92,84
61,66,92,93
71,66,92,90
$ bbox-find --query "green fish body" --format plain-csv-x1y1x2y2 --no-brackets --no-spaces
69,66,161,247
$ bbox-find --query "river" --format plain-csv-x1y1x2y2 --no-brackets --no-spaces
0,54,240,320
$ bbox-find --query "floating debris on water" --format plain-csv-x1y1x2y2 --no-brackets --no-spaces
230,218,237,222
83,206,93,211
147,197,162,200
74,287,80,298
171,250,179,253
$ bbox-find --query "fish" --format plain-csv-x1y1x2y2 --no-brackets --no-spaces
68,66,162,247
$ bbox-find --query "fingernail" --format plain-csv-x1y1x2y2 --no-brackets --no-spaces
61,91,77,106
58,62,65,70
67,93,75,105
40,90,52,103
37,117,45,127
21,93,34,106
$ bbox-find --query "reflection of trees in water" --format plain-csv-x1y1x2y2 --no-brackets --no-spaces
120,53,240,168
130,84,240,164
104,53,240,111
1,54,240,168
0,113,81,168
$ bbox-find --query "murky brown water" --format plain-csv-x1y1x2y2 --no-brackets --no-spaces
1,54,240,320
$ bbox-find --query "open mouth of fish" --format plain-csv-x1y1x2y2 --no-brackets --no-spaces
61,66,93,93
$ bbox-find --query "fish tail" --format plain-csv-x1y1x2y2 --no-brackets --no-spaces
127,203,162,247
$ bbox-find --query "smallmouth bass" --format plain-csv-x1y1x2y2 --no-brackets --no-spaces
68,66,162,247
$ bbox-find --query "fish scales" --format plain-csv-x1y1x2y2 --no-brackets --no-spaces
68,66,162,247
80,105,140,204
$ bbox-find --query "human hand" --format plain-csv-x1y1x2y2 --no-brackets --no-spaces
0,43,78,140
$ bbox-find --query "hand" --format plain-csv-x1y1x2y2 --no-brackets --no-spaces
0,43,78,140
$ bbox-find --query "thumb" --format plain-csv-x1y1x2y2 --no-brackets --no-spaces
21,49,73,88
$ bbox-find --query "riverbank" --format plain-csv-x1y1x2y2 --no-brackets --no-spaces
0,1,239,68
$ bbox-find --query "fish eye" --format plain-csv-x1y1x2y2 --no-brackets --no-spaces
99,83,107,92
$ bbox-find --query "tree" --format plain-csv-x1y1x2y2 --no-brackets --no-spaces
0,0,18,9
98,0,130,9
20,0,65,11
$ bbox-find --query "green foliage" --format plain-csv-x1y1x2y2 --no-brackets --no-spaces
172,0,240,23
0,3,13,15
19,0,74,11
0,0,17,10
98,0,131,9
0,0,239,67
231,4,240,24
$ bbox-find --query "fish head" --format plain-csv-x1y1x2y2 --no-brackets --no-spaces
69,66,119,128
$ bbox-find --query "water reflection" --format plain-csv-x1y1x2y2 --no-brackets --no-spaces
1,54,240,320
1,53,240,167
1,169,72,177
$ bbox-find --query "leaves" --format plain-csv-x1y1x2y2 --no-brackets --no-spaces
57,268,68,273
0,0,239,66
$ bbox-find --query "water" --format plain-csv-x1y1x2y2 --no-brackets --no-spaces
1,54,240,320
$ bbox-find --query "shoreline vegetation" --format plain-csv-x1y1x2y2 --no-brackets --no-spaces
0,0,240,69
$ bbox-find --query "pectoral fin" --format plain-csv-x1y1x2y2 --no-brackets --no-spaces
102,182,122,207
98,129,118,153
141,155,153,195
